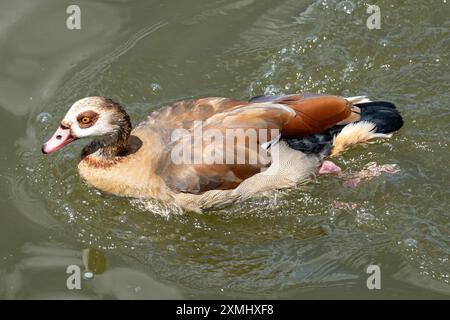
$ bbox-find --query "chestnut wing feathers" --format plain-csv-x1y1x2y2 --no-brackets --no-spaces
156,101,296,194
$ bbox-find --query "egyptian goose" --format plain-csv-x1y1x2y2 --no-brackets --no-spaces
42,94,403,212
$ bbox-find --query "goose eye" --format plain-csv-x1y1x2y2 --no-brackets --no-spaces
81,117,91,124
77,111,98,127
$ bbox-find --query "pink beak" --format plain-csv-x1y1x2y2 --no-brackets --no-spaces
42,125,77,154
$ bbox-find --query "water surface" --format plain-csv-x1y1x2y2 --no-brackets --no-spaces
0,0,449,299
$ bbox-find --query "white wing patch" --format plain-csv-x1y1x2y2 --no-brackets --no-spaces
345,96,372,104
261,133,281,150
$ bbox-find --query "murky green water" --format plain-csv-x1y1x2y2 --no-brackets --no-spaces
0,0,449,299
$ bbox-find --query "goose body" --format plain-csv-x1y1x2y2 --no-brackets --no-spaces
42,94,403,212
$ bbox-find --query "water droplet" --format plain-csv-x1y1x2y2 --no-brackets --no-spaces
83,271,94,280
149,83,162,92
379,39,388,47
82,248,107,274
336,1,355,14
36,112,53,124
403,238,418,248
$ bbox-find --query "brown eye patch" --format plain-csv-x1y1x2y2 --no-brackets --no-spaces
77,110,99,128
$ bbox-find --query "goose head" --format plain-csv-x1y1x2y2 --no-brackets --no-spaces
42,97,131,157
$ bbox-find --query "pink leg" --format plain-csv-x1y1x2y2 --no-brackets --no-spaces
318,160,342,176
343,162,400,188
332,201,360,210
